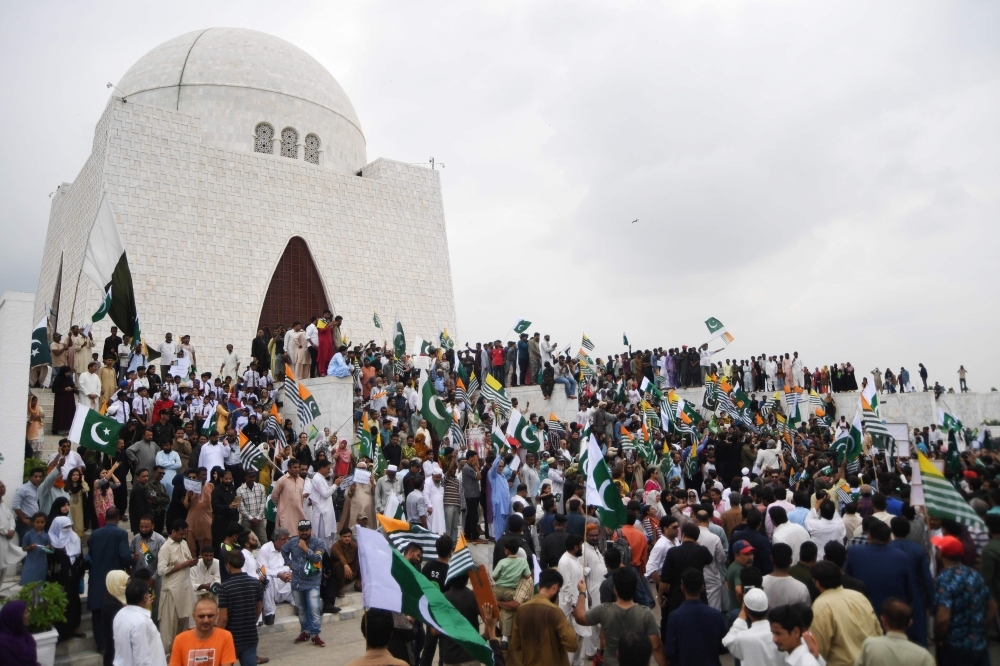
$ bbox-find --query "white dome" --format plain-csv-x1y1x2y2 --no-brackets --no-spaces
116,28,366,174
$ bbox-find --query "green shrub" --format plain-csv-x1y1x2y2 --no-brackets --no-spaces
23,457,45,483
12,582,67,632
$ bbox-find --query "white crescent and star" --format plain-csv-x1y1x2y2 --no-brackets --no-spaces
427,397,448,422
91,422,110,445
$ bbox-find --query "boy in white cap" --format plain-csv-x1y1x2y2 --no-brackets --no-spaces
722,587,782,665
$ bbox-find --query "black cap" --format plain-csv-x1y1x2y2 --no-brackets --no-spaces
554,513,568,524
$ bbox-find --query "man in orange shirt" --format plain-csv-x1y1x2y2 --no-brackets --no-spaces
616,502,653,606
169,598,237,666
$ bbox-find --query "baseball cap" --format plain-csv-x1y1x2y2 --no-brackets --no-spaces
297,520,312,530
733,540,755,554
743,588,768,613
931,535,965,559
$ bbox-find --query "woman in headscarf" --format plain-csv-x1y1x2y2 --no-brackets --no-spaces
45,496,70,531
101,570,129,666
0,600,37,666
339,462,376,530
65,468,88,538
334,438,352,478
26,393,45,459
48,515,84,639
242,414,262,445
92,468,120,528
211,468,239,551
488,454,511,540
51,366,77,435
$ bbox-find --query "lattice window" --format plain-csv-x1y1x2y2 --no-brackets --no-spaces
254,123,274,154
304,134,320,164
281,127,299,159
258,237,329,331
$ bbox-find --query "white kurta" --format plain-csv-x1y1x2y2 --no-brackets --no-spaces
78,371,102,408
257,542,292,598
578,543,605,656
0,499,25,570
423,478,446,534
309,474,338,550
557,550,592,666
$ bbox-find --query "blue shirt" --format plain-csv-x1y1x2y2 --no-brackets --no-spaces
886,496,904,516
280,536,326,590
517,340,529,360
934,564,991,651
664,599,725,666
844,543,912,616
787,507,810,527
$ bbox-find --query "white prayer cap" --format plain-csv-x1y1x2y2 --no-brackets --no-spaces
357,462,368,469
741,467,750,476
432,465,443,475
387,465,398,472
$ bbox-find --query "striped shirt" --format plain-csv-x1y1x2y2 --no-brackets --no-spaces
443,476,461,506
217,572,262,648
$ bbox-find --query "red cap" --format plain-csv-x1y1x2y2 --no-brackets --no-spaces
931,535,965,559
963,470,978,479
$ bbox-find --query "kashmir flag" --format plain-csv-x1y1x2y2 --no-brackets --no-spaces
376,515,444,561
444,534,476,587
357,527,494,666
622,332,629,346
449,410,466,449
81,195,139,341
30,316,51,367
581,333,595,351
659,453,674,483
584,434,628,529
641,400,661,429
861,382,881,417
439,327,456,350
702,374,719,411
619,426,635,453
91,285,113,323
262,411,286,448
419,375,451,438
482,373,512,419
393,314,406,358
685,433,700,479
915,451,985,531
674,398,704,436
831,410,863,470
372,430,388,477
284,365,320,425
507,409,542,452
357,413,375,459
704,317,734,344
237,430,269,472
860,393,891,439
455,377,471,409
307,424,320,444
809,390,828,425
467,371,481,398
939,409,963,432
759,392,778,418
548,413,566,433
637,420,657,464
68,404,123,456
639,376,664,401
512,318,532,335
774,412,792,446
373,311,382,329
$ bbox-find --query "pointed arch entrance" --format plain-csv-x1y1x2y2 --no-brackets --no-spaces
257,237,330,332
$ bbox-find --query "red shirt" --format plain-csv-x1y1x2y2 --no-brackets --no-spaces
619,524,649,574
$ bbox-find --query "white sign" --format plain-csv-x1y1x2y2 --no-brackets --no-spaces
170,356,191,378
414,355,430,371
353,469,372,486
184,478,203,493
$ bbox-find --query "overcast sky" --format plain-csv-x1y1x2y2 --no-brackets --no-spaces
1,1,998,390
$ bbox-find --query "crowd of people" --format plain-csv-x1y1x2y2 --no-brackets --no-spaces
1,316,994,666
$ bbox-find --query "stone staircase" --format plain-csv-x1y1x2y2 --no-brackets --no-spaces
55,590,364,666
29,387,64,461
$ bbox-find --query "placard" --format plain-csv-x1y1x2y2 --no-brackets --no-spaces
414,355,430,370
353,469,371,486
184,478,203,493
469,564,498,621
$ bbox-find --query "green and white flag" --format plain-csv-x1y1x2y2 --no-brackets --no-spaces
512,318,532,335
393,314,406,358
583,434,628,529
639,376,664,400
623,332,629,346
201,410,218,436
704,317,734,344
30,316,51,367
490,422,509,457
419,375,451,439
939,409,963,432
614,379,627,404
506,409,542,453
357,527,494,666
831,410,863,469
68,404,123,456
81,195,139,341
91,285,113,323
373,311,382,329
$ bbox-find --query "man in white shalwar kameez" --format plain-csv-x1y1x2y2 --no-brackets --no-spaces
257,528,295,621
557,536,592,666
423,466,446,535
309,460,339,551
578,525,606,661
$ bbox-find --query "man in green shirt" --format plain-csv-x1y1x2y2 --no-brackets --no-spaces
574,567,667,666
726,540,755,612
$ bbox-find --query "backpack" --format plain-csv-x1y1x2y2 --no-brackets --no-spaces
611,529,632,569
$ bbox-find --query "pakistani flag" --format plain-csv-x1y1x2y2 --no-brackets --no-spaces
81,195,139,341
373,311,382,329
639,376,664,401
705,317,734,344
30,316,51,367
393,314,406,358
357,526,494,666
507,409,542,452
614,379,627,404
583,434,628,529
915,451,984,531
939,409,963,432
581,333,595,351
419,375,451,438
201,410,219,436
490,422,510,458
91,285,113,323
786,389,801,430
623,332,629,346
68,404,123,456
831,410,863,469
512,318,532,335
